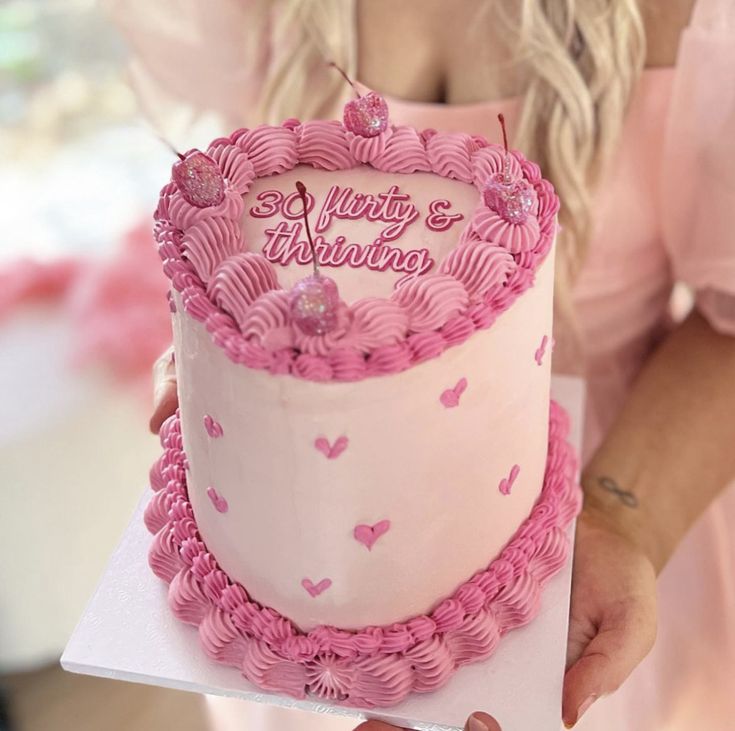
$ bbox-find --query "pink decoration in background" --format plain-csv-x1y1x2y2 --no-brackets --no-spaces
314,435,349,460
499,464,520,496
535,335,549,365
440,377,468,408
354,520,391,550
206,486,229,513
0,258,83,321
203,415,224,438
301,577,332,598
69,222,171,388
172,150,226,208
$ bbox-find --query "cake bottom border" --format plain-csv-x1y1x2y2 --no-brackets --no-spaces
145,400,581,709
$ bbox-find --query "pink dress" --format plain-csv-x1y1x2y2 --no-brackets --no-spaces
109,0,735,727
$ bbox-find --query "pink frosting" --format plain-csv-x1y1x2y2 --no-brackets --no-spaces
440,242,516,302
297,120,358,170
238,289,294,350
146,401,580,708
241,638,308,699
293,302,352,357
346,127,393,163
391,274,469,332
372,126,431,174
167,186,245,232
200,607,249,667
206,140,257,194
471,145,522,189
470,204,541,254
349,297,409,353
234,125,299,177
207,253,280,328
181,216,243,282
425,132,475,183
154,119,558,383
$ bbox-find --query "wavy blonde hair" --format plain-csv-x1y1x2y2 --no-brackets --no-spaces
242,0,646,363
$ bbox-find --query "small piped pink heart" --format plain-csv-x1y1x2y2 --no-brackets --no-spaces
206,486,228,513
354,519,391,550
315,435,349,460
204,415,224,438
440,377,468,408
535,335,549,366
499,464,520,496
302,577,332,598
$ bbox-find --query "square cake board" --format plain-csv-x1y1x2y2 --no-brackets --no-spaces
62,375,584,731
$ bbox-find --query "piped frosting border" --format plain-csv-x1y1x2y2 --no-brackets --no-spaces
154,120,560,383
145,400,580,708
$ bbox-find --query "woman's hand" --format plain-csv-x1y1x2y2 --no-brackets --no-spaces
562,504,657,727
150,345,178,434
355,712,501,731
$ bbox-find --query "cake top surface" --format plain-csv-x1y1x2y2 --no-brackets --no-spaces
154,115,559,383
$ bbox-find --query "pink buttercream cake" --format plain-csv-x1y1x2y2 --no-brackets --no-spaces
145,103,580,707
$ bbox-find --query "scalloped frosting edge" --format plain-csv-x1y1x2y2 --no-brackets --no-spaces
145,400,581,708
154,120,560,384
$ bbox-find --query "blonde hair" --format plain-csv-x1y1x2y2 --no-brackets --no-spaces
252,0,645,273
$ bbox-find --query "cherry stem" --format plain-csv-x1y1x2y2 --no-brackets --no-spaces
157,135,185,160
497,114,509,155
328,61,361,98
497,113,513,180
295,181,319,276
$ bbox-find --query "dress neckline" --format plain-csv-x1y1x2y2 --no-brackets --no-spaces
355,66,676,113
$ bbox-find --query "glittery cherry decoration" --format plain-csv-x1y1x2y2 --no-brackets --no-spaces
330,61,389,138
482,114,534,224
172,150,226,208
289,181,340,336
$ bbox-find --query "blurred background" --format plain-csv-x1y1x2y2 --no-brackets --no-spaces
0,0,211,727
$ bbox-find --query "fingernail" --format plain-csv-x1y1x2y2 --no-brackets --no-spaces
565,694,598,727
467,715,488,731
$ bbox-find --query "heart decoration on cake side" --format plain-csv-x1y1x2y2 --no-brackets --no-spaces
499,464,520,496
302,577,332,598
203,414,224,438
440,377,468,408
315,435,349,460
354,519,391,550
535,335,549,365
206,486,229,513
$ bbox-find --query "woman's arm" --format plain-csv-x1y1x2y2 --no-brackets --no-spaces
562,308,735,725
582,308,735,573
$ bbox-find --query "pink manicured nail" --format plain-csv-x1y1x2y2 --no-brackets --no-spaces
577,694,598,721
467,715,489,731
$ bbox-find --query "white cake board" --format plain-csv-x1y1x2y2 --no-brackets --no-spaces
62,375,584,731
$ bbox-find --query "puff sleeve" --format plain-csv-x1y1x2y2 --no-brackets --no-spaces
661,0,735,335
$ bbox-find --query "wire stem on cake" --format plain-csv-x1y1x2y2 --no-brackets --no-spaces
295,181,319,276
328,61,361,97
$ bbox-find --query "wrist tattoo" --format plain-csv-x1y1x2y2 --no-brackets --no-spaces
597,476,639,508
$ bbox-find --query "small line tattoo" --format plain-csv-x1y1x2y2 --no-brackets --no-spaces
597,476,639,508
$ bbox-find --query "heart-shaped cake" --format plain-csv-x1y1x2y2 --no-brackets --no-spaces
146,107,580,708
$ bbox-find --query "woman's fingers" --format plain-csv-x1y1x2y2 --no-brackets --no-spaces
150,346,178,434
354,712,501,731
465,711,502,731
561,596,656,727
